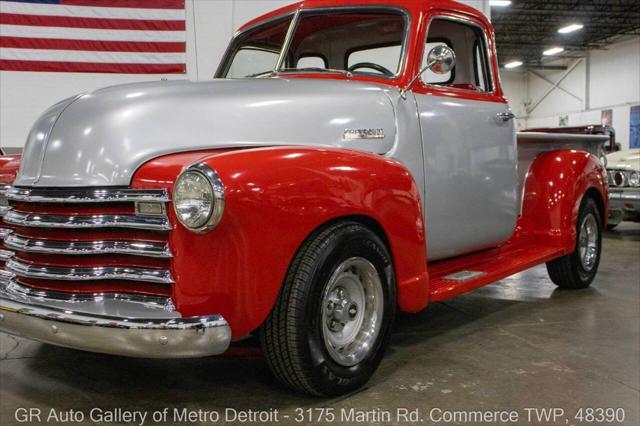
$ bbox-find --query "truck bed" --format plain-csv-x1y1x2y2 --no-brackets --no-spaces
516,132,609,209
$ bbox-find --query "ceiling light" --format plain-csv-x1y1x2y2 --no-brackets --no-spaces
543,47,564,56
558,23,584,34
505,61,523,69
490,0,512,6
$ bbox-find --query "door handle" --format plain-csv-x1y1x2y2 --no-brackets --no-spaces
496,112,516,122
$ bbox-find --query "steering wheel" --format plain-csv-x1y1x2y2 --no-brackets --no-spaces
347,62,394,77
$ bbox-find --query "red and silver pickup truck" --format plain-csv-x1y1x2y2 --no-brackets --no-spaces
0,0,609,396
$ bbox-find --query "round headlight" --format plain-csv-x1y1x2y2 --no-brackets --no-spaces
629,171,640,187
613,171,626,187
173,164,224,233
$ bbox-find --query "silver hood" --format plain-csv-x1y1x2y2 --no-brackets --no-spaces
15,78,398,187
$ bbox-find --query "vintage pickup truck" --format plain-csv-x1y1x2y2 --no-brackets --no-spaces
0,0,609,396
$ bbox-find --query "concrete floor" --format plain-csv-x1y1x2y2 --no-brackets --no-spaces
1,223,639,426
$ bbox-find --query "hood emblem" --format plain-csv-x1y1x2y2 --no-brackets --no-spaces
343,128,385,140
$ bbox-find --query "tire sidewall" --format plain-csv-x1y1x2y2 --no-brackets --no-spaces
303,225,396,395
573,198,603,284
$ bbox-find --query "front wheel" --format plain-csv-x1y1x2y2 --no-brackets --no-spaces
260,222,396,396
546,197,603,289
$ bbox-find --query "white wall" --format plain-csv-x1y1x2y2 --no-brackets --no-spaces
0,0,296,150
0,0,488,151
501,37,640,149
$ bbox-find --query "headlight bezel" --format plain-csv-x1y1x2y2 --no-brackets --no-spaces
607,169,640,188
173,163,225,233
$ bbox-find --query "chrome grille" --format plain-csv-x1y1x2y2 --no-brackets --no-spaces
0,186,173,293
4,259,173,284
3,210,171,231
4,234,171,258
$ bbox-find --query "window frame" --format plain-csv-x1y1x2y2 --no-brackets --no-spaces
216,6,411,81
215,13,295,79
418,14,495,94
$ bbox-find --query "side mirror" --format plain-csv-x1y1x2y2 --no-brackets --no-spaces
400,45,456,98
426,45,456,75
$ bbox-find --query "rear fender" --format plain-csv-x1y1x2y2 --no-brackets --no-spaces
519,150,607,251
133,147,428,337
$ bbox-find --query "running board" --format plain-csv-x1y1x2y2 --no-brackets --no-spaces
428,242,566,301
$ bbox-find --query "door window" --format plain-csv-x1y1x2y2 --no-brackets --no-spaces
421,18,493,92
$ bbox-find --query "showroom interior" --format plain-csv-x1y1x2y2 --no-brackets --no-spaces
0,0,639,424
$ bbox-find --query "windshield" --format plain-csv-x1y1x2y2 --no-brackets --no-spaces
221,9,407,79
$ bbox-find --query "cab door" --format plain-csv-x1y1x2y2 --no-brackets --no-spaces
414,13,518,261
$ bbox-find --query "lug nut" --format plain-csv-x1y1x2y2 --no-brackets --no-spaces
329,319,339,330
348,305,358,318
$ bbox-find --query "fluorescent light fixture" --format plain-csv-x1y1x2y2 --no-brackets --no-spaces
558,23,584,34
505,61,523,69
490,0,512,6
543,47,564,56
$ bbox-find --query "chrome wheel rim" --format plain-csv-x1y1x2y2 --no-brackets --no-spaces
321,257,384,367
579,213,599,272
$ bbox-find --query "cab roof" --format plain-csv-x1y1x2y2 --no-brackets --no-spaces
238,0,487,33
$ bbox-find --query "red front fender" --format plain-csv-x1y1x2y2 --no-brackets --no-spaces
0,155,21,185
133,147,428,337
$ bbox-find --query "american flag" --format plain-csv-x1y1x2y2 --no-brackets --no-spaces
0,0,186,73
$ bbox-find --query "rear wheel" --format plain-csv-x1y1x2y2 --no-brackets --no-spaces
546,197,602,289
260,222,396,396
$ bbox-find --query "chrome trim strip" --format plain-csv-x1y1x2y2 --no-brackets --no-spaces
0,228,13,239
4,210,172,231
0,249,14,262
609,188,640,202
0,269,15,283
5,234,172,258
5,259,174,284
0,281,231,358
6,187,170,203
2,280,171,306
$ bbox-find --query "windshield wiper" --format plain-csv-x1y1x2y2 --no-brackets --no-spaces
244,70,275,78
277,67,353,77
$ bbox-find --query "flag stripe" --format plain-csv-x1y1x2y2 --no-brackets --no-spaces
0,12,185,30
1,47,185,63
0,0,186,74
0,13,185,31
0,1,185,20
0,24,186,41
0,36,185,52
61,0,184,9
0,59,185,73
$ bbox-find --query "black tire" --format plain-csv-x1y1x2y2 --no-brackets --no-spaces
260,221,396,396
546,197,602,289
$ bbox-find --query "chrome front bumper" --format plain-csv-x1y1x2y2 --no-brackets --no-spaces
0,278,231,358
608,187,640,223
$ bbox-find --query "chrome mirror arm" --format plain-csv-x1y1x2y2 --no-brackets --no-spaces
400,59,436,99
400,45,456,100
